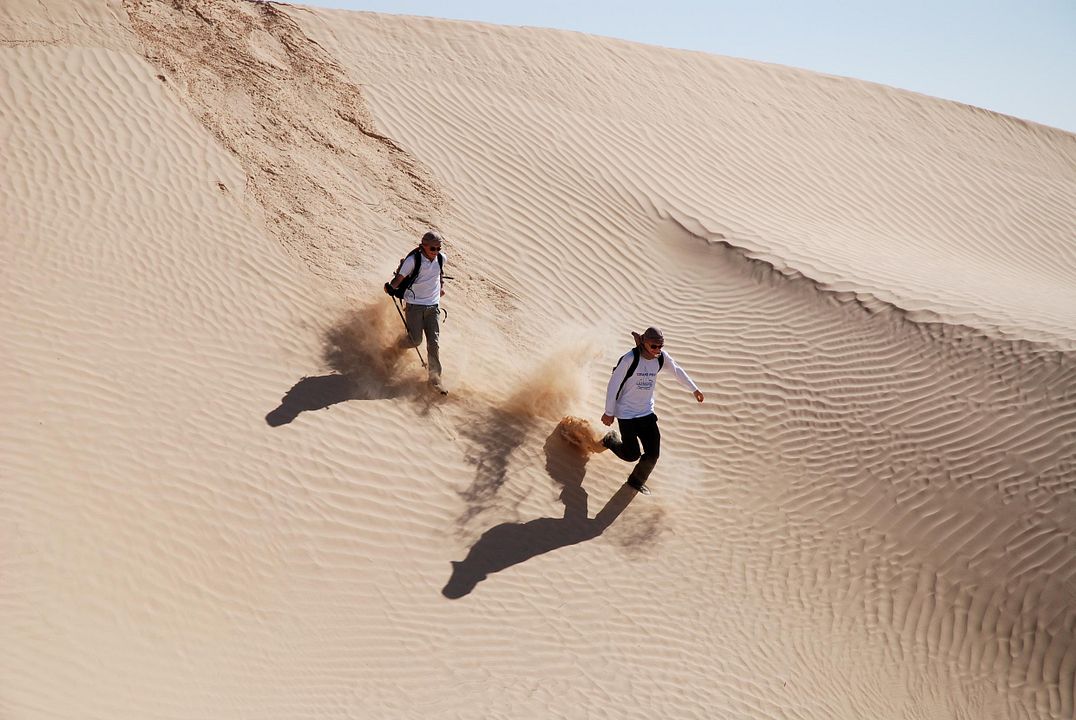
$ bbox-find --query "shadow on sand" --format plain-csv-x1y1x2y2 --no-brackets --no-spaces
266,304,421,426
456,407,536,526
442,426,639,599
265,372,407,426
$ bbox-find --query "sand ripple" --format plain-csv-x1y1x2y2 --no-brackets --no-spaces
3,2,1073,718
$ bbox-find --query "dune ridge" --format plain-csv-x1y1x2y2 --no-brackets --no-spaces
301,7,1076,349
3,1,1075,719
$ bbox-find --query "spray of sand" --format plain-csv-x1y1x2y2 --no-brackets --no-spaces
498,337,602,422
496,337,610,456
555,416,607,455
322,300,416,391
457,336,608,526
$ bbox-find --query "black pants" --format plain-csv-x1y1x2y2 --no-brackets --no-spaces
608,413,660,488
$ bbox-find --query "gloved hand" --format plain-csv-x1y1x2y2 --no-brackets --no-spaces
383,282,395,296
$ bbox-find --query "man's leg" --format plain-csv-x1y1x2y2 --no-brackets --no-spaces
402,304,425,348
606,416,643,463
422,305,442,380
626,414,660,489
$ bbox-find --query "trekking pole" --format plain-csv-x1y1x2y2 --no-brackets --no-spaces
440,276,453,324
391,296,427,368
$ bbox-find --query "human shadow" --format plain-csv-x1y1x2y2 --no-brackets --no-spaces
265,372,406,426
266,303,416,426
457,407,536,525
442,427,639,599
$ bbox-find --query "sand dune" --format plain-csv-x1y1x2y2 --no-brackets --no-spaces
3,1,1075,718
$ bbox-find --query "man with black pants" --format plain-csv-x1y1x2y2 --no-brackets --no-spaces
601,327,704,495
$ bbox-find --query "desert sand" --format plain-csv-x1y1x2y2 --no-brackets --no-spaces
2,1,1075,718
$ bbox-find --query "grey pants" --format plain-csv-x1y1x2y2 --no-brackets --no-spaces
403,303,441,379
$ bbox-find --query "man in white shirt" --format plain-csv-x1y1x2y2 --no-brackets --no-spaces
601,327,704,495
385,230,447,392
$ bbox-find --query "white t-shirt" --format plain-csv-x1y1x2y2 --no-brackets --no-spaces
397,250,445,305
604,349,699,419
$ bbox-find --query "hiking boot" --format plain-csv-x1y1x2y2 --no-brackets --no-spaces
429,377,448,395
601,431,620,449
627,479,651,495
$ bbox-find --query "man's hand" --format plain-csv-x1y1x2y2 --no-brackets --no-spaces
384,282,395,296
693,390,704,403
601,413,614,426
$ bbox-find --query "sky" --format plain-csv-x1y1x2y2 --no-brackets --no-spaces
295,0,1076,133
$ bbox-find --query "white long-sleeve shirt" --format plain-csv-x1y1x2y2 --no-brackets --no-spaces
604,349,699,419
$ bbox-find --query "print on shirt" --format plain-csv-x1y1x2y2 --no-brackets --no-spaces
634,371,657,392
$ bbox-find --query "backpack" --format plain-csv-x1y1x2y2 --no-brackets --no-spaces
389,246,444,300
614,347,665,400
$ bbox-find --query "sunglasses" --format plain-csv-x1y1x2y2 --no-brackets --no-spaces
423,244,441,252
645,342,664,350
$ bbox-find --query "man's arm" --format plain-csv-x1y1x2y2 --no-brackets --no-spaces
602,353,631,424
439,252,447,296
666,353,704,403
384,254,416,295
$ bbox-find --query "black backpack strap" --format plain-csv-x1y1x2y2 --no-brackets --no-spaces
407,247,423,284
615,348,665,400
390,247,423,299
404,248,444,283
615,348,640,400
394,249,444,300
392,248,417,279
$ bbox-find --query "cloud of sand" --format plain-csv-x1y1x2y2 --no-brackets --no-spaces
457,334,605,527
498,335,604,422
555,415,604,456
322,300,415,390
